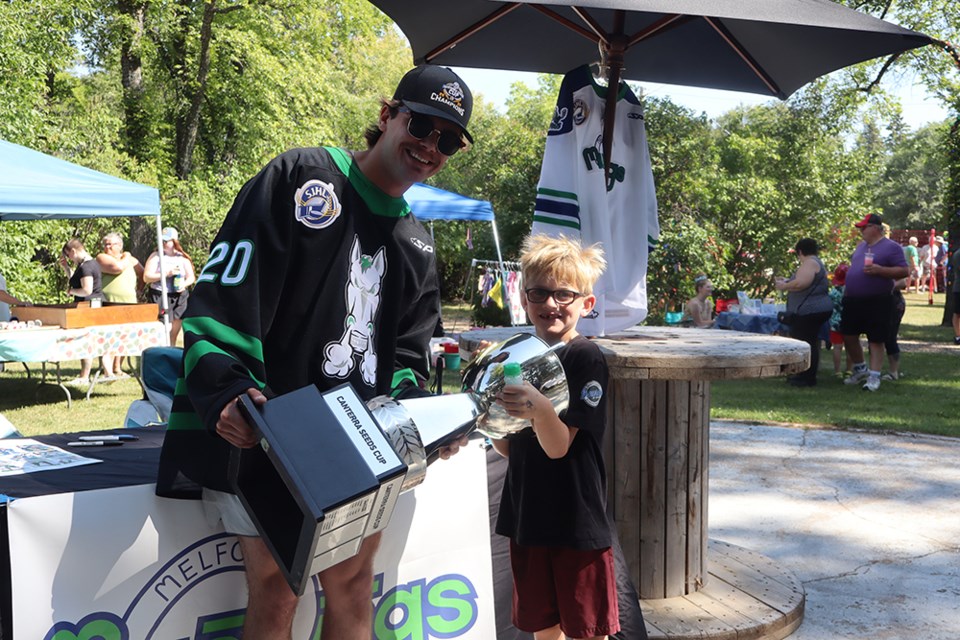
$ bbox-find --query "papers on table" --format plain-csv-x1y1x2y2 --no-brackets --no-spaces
0,439,100,477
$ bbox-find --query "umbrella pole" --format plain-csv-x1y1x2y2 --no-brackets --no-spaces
602,11,626,187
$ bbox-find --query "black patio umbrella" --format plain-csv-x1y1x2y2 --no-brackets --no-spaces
370,0,932,170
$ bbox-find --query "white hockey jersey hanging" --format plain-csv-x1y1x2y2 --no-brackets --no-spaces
531,65,660,336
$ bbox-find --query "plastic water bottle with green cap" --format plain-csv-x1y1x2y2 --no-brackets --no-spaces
502,362,524,387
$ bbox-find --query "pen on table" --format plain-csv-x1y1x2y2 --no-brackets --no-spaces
77,434,139,442
67,440,124,447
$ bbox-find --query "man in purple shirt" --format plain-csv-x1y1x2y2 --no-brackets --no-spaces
840,213,909,391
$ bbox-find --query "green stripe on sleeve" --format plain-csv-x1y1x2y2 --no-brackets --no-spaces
537,187,578,202
183,316,264,363
167,409,204,430
184,341,265,389
532,215,580,230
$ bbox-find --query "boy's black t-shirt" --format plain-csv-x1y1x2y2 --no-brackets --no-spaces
495,334,611,549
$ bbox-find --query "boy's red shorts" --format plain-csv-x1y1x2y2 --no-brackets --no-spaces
829,329,844,346
509,540,620,638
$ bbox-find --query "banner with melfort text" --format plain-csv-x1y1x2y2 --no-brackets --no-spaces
9,442,494,639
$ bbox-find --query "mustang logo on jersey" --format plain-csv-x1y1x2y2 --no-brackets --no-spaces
549,105,569,133
295,179,341,229
323,236,386,386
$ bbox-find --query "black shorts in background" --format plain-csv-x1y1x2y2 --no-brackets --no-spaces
148,288,190,321
839,294,893,344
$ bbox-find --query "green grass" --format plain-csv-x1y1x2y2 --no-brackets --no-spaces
712,292,960,438
0,361,145,437
711,351,960,437
2,295,956,438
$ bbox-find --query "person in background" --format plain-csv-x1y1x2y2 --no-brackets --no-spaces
155,64,474,639
0,275,31,317
96,232,143,378
492,234,619,640
827,263,848,379
840,214,908,392
683,274,714,328
918,237,939,292
952,245,960,346
774,238,832,387
59,238,105,385
881,223,906,381
934,235,947,292
143,227,195,346
904,236,920,294
883,277,908,381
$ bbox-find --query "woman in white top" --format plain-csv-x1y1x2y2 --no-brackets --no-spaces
143,227,196,345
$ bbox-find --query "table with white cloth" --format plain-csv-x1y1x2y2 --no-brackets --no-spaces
0,322,166,405
460,325,810,640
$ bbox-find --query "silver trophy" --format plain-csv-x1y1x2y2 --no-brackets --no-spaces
232,332,568,594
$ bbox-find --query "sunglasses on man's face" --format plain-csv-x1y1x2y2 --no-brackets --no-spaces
400,108,466,156
524,287,583,305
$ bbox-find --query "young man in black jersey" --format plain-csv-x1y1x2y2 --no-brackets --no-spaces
156,65,474,639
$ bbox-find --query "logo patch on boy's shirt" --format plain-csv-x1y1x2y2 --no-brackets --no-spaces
581,381,603,407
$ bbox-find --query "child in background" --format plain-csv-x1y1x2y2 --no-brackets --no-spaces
829,263,849,378
491,234,618,640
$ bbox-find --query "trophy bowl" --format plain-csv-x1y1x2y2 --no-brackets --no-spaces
460,332,568,439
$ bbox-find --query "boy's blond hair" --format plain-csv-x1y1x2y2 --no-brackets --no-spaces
520,234,606,295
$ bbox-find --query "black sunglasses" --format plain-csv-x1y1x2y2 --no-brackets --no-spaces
524,287,583,305
399,107,467,156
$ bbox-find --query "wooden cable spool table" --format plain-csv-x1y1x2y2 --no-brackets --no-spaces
459,325,810,640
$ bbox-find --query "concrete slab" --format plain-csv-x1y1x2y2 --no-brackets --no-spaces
709,421,960,639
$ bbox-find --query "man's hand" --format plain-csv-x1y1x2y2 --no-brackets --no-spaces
216,388,267,448
437,434,470,460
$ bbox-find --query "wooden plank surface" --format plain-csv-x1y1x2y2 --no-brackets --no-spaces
15,303,158,328
458,326,809,381
641,539,805,640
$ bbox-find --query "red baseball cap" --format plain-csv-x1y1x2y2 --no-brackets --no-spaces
854,213,883,228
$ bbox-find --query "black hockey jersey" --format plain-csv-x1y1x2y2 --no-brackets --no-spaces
157,146,440,497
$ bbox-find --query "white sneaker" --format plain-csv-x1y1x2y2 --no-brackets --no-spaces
64,377,91,388
862,377,880,392
844,368,868,385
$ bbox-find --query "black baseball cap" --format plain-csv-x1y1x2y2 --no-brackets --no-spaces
393,65,473,143
854,213,883,228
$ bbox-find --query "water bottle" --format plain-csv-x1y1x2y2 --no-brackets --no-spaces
502,362,524,387
172,266,184,291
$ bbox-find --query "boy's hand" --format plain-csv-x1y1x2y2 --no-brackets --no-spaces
496,382,549,423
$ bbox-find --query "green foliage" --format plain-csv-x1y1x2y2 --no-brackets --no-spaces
874,121,951,228
429,76,559,300
0,0,956,321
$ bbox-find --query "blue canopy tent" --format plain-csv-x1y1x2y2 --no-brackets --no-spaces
404,181,505,271
404,182,517,326
0,139,171,341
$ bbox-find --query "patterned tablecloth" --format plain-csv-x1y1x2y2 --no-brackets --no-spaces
0,322,166,363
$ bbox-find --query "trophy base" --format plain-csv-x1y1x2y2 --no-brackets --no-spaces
232,384,406,594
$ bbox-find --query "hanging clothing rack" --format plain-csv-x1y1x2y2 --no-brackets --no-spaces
467,259,525,327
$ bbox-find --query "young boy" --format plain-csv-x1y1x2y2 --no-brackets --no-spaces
828,263,848,378
491,234,618,640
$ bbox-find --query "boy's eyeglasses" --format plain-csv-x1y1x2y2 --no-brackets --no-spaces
524,288,583,305
399,107,467,156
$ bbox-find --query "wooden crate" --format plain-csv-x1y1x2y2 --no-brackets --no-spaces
15,302,159,328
